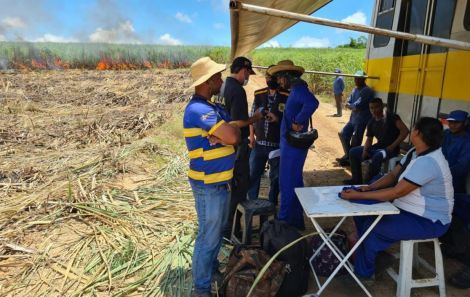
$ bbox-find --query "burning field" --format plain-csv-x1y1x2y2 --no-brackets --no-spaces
0,69,205,296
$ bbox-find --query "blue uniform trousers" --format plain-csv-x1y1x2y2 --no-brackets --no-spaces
340,116,369,150
354,209,449,277
278,140,308,230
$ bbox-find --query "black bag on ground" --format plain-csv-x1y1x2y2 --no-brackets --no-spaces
309,229,349,277
260,220,309,297
222,246,286,297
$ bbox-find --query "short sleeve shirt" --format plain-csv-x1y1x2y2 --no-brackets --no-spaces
366,113,401,152
183,95,236,186
218,77,249,139
393,148,454,224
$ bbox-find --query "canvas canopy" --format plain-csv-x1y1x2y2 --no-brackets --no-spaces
229,0,331,59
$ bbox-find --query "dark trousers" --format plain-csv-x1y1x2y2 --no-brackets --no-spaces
226,141,250,236
441,194,470,266
247,144,280,205
349,146,397,183
339,118,369,157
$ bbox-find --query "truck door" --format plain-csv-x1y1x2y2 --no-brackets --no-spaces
393,0,456,133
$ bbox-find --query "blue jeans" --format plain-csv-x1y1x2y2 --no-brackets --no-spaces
190,180,230,293
354,210,449,277
247,144,280,205
349,146,398,183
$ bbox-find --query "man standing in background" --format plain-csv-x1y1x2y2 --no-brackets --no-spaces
337,70,374,166
332,68,344,117
218,56,263,238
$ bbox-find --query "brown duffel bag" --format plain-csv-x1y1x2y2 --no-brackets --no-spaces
222,247,286,297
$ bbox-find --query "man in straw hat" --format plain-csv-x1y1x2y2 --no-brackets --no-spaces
183,57,241,297
268,60,319,230
336,70,374,166
217,56,263,238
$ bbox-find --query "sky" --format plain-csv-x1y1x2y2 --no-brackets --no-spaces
0,0,374,48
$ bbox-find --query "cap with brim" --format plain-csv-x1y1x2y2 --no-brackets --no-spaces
334,68,341,73
231,56,255,75
354,70,366,77
447,110,469,121
268,60,304,76
189,57,226,89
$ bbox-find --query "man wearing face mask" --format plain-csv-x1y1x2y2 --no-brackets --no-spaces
247,66,289,205
218,56,263,237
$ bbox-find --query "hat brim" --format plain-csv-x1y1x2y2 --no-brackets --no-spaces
267,65,304,76
188,64,226,90
446,117,465,122
248,68,256,75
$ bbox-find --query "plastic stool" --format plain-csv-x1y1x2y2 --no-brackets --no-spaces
386,238,446,297
231,199,276,245
384,155,403,173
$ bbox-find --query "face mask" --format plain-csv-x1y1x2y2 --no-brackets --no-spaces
267,79,279,90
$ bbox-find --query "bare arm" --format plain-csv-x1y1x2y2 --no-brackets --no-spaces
210,122,241,145
341,177,418,201
362,137,373,159
360,163,402,191
230,111,263,128
387,118,409,152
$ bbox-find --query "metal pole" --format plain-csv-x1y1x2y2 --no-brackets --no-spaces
230,1,470,52
253,65,380,79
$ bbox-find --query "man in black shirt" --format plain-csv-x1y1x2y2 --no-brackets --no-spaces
218,56,263,237
345,98,409,184
247,67,289,205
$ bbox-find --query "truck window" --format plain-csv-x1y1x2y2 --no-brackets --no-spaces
404,0,428,56
429,0,456,53
465,0,470,30
373,0,395,48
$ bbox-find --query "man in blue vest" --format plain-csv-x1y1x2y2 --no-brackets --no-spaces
183,57,241,297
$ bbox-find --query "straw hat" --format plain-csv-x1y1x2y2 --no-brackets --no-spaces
268,60,304,76
189,57,226,89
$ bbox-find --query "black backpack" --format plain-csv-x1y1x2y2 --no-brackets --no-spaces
260,220,309,297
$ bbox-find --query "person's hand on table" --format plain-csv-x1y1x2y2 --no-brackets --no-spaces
340,188,362,200
358,185,372,192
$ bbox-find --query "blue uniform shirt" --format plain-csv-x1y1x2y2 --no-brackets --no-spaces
347,85,374,124
183,95,236,186
442,129,470,193
281,79,319,140
333,76,344,96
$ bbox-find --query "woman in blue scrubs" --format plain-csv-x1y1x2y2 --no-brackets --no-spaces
268,60,319,230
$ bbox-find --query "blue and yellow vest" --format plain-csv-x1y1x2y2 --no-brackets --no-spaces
183,95,236,186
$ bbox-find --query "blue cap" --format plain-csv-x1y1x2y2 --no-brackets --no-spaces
447,110,469,122
334,68,341,73
354,70,366,77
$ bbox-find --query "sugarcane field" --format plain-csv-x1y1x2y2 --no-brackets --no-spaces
2,1,470,297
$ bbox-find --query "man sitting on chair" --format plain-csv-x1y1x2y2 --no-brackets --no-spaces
344,98,409,185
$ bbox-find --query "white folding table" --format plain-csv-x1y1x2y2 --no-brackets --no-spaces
295,186,399,297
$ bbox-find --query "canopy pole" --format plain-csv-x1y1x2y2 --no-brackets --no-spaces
230,1,470,52
253,65,380,79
